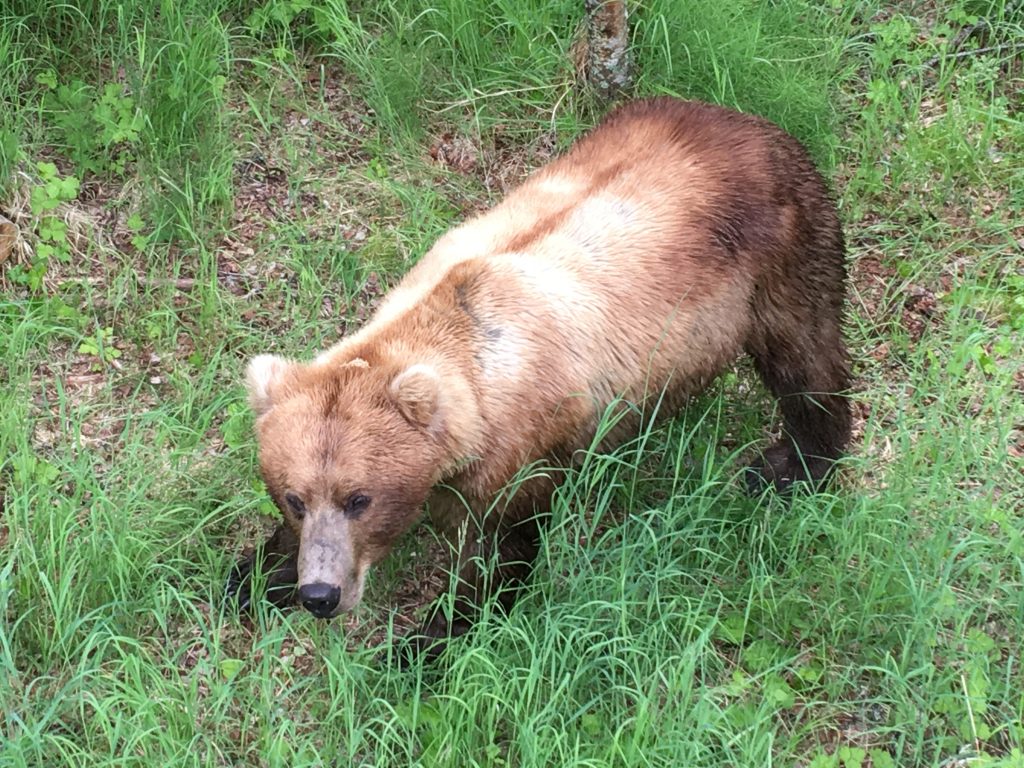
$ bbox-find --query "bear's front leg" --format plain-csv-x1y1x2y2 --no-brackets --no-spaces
410,515,541,661
226,522,299,611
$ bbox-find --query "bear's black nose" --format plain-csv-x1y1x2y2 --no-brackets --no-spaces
298,582,341,618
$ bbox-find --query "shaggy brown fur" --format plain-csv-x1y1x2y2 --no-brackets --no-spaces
226,97,851,654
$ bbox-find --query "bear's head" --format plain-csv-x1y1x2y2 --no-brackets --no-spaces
245,354,452,618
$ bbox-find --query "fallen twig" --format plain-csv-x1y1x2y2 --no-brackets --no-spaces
946,41,1024,59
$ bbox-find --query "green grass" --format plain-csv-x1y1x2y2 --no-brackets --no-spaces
2,0,1024,766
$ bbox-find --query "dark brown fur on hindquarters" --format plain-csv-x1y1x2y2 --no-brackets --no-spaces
226,523,299,611
737,124,852,493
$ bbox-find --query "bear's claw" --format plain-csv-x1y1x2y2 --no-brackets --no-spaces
225,555,255,612
225,552,298,612
225,523,300,613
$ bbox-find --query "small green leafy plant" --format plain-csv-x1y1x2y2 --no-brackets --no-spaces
78,326,122,367
246,0,333,44
37,71,142,177
125,212,151,252
9,162,80,291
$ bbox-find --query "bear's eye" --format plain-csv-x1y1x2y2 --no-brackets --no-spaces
344,494,371,519
284,492,306,519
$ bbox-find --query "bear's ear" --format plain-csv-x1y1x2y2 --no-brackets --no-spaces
389,364,443,432
246,354,293,416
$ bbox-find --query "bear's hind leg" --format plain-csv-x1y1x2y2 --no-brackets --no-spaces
744,296,851,493
226,522,299,611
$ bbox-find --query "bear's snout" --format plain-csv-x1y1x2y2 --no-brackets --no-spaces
298,582,341,618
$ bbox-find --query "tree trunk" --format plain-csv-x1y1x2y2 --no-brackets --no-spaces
585,0,632,103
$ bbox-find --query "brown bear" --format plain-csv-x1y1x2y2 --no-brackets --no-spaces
227,97,851,654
